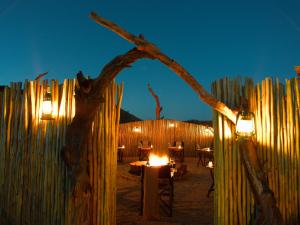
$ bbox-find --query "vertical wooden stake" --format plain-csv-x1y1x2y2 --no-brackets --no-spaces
143,166,160,221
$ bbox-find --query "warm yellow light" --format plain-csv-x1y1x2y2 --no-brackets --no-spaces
42,100,52,115
204,147,211,152
236,111,255,137
41,90,54,120
121,145,125,149
207,161,214,168
178,145,182,149
133,126,141,132
169,123,175,128
148,154,169,167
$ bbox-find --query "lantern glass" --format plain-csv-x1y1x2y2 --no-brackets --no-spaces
41,91,54,120
236,111,255,137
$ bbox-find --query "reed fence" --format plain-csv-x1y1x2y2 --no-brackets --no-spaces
118,120,214,157
212,77,300,225
0,79,123,225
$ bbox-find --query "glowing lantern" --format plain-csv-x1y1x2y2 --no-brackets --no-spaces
41,87,54,120
133,126,141,133
236,111,255,138
207,161,214,168
169,123,175,128
148,153,169,167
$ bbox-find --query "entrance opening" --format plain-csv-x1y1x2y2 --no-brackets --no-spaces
116,117,214,224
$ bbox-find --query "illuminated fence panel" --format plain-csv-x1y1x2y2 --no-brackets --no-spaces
212,77,300,225
0,79,122,225
118,119,214,157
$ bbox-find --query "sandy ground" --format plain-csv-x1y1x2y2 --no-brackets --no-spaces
117,157,214,225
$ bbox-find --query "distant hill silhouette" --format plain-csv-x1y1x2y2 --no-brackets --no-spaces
119,109,212,126
184,119,212,127
120,109,141,123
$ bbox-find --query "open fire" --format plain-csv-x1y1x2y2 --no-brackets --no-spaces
148,153,169,167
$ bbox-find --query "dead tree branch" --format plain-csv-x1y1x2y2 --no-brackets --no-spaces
90,12,237,124
34,71,48,80
61,48,153,191
147,83,162,119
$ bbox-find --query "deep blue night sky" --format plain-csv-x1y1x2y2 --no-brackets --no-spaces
1,0,300,120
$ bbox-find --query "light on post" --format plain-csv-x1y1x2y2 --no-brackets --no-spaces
41,87,54,120
236,111,255,138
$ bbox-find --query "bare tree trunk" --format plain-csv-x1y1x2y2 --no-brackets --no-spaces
147,83,162,119
61,50,152,225
238,139,282,225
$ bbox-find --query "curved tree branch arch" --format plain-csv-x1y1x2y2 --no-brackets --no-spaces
61,12,282,225
90,12,237,124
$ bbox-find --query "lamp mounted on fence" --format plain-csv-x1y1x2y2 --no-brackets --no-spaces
168,122,175,128
41,86,54,120
132,126,141,133
235,110,255,138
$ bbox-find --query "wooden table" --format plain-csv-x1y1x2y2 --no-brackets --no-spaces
129,161,175,217
129,161,147,176
168,146,184,162
117,146,125,162
195,147,214,167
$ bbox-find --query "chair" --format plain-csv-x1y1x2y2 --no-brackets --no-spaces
169,141,184,162
138,140,152,161
140,165,174,217
117,145,125,162
196,146,214,167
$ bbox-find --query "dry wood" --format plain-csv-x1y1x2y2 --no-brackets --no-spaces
143,166,160,221
147,83,162,119
34,71,48,80
212,77,289,225
61,50,152,191
90,12,237,124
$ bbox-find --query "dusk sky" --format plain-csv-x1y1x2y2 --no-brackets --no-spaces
1,0,300,121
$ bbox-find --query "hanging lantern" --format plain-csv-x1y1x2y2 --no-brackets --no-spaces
41,87,54,120
235,111,255,138
169,123,175,128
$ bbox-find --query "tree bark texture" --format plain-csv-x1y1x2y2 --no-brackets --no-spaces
61,49,152,225
62,49,152,190
238,139,282,225
147,83,162,119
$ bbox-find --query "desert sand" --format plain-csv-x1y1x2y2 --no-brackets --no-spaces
117,157,214,225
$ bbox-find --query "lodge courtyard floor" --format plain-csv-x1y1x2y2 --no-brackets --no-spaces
117,157,214,225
